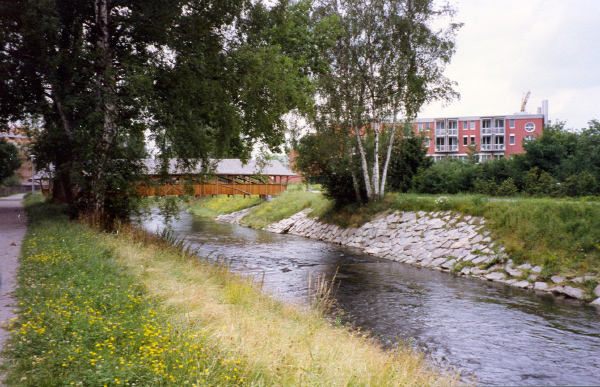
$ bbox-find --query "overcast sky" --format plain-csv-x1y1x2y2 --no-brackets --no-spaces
419,0,600,129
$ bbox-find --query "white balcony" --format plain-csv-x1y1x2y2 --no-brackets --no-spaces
480,144,493,151
481,128,493,135
435,145,447,152
435,129,447,136
493,127,505,134
448,145,458,152
493,144,505,151
447,129,458,136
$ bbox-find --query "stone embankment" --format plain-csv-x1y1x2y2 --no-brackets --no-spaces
216,209,600,305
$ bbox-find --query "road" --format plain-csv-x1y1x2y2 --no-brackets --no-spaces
0,194,27,385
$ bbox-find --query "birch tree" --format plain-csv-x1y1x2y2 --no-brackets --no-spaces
314,0,460,201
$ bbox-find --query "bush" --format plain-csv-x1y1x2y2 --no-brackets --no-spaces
497,178,519,197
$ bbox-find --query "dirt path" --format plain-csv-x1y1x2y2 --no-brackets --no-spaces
0,193,27,384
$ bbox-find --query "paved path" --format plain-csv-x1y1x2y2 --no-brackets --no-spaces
0,194,27,385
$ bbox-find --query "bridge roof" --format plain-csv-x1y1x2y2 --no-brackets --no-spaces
142,158,297,177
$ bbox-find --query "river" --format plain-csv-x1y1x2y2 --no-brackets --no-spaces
142,211,600,386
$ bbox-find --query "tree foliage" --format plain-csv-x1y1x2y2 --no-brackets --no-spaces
0,138,22,182
311,0,460,202
0,0,321,221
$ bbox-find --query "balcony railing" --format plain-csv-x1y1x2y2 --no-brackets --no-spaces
448,145,458,152
435,129,446,136
435,145,447,152
480,144,493,151
481,128,493,135
493,127,505,134
493,144,505,151
447,129,458,136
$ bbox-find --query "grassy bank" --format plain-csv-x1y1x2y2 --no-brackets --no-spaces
189,191,600,277
3,196,456,386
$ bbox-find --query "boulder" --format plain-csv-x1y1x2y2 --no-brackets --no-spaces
531,266,543,274
594,285,600,298
517,263,532,270
485,272,506,281
562,286,585,300
590,298,600,307
551,275,565,284
533,282,548,291
512,281,531,289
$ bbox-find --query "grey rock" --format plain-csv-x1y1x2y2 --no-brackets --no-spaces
528,274,539,281
485,272,506,281
534,282,549,291
551,275,565,284
572,277,584,284
504,279,518,285
517,263,532,270
563,286,585,300
431,257,447,267
590,298,600,307
547,286,564,294
512,281,531,289
531,266,543,274
441,259,456,269
506,267,523,278
594,285,600,298
471,256,488,265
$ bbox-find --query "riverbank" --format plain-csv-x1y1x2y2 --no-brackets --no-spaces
2,196,457,386
189,191,600,305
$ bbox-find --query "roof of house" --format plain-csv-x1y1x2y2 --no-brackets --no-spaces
31,158,297,180
142,158,297,176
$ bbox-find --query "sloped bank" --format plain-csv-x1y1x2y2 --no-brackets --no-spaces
216,209,600,306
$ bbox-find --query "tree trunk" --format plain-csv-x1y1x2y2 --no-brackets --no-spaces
91,0,118,215
380,107,399,197
353,119,373,200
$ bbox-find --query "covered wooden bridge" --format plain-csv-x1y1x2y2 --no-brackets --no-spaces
137,158,297,198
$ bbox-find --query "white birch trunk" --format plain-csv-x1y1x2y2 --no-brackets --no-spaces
380,107,399,197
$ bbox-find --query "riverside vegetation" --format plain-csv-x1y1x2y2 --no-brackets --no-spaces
2,194,457,386
188,186,600,292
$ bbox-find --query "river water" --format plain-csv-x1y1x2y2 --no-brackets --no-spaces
142,211,600,386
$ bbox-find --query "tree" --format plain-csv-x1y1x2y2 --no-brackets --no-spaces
0,139,22,182
1,0,319,221
312,0,460,202
386,126,432,192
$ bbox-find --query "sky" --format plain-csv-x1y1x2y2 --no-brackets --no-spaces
418,0,600,130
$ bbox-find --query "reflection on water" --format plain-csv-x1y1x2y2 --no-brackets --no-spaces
142,211,600,386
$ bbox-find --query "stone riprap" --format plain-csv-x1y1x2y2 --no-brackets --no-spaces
216,208,599,304
214,207,254,224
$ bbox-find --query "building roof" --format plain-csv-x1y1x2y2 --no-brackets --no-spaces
142,158,297,176
411,113,545,122
31,158,298,180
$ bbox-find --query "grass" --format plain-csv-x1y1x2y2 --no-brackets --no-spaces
188,196,262,218
3,195,458,386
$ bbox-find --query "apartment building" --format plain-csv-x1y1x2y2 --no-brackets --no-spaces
413,100,548,161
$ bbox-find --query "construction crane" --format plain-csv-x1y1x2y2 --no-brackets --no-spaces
520,90,531,112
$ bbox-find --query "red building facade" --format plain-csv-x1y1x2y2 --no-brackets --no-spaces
413,102,547,161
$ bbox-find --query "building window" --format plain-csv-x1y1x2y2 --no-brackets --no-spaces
463,136,468,146
509,119,515,128
425,137,430,147
470,121,475,130
448,120,458,129
494,118,504,128
524,135,534,142
463,121,468,130
525,122,535,132
435,121,445,130
470,135,476,145
425,122,431,130
509,135,515,145
482,119,491,128
418,123,424,131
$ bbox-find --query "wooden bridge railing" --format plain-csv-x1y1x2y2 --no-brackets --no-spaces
137,183,288,198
